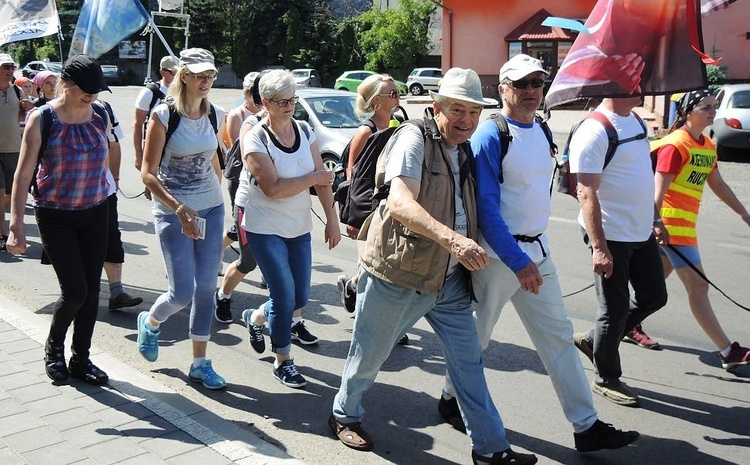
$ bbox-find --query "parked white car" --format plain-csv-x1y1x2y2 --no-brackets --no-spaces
711,84,750,158
21,60,62,79
406,67,443,95
292,68,321,87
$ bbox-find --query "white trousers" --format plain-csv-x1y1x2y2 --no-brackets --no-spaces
444,254,598,433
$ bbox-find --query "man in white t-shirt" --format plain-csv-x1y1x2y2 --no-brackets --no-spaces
569,97,668,407
329,68,538,465
439,54,638,453
132,56,178,171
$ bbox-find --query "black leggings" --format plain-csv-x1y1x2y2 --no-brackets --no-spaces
35,201,108,358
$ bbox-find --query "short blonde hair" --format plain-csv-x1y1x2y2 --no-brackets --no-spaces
355,74,395,118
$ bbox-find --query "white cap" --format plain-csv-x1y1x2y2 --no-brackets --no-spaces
179,48,217,74
499,54,549,82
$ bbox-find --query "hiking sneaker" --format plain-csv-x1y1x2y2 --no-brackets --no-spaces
68,358,109,386
719,342,750,371
291,320,319,345
622,324,661,350
242,308,266,353
573,332,594,363
188,359,227,389
592,381,639,407
0,235,8,252
396,334,409,346
109,292,143,310
574,419,640,452
336,274,356,313
273,359,307,388
471,448,538,465
329,414,374,451
137,311,160,362
214,291,233,324
438,396,466,433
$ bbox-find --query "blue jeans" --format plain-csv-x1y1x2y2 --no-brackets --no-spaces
247,232,311,356
150,204,224,341
333,268,510,456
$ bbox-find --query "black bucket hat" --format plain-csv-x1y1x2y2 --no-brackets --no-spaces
61,55,111,94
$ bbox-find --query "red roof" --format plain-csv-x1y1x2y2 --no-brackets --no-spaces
504,8,578,41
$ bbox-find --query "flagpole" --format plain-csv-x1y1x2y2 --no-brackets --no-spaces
57,23,64,60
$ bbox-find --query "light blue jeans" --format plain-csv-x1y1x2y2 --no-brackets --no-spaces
150,204,224,341
451,255,598,433
333,267,510,456
246,232,311,356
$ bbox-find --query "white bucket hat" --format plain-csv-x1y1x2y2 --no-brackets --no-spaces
430,68,497,107
0,53,16,66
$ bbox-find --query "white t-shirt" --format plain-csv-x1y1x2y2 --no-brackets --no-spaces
104,103,125,197
384,123,466,274
134,82,168,112
150,103,225,216
568,106,654,241
241,120,317,238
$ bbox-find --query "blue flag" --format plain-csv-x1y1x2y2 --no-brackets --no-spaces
69,0,150,58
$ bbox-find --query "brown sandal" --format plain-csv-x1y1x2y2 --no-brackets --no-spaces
471,448,538,465
328,414,374,451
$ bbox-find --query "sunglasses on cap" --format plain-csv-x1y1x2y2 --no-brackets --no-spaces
509,78,545,90
378,90,399,99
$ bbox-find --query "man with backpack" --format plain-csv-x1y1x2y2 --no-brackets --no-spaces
132,56,178,173
569,97,669,407
0,53,32,251
329,68,538,465
437,54,639,453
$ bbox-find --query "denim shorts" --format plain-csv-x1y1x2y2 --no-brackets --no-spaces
660,244,701,269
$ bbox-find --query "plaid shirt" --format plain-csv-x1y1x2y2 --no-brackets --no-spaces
34,107,109,210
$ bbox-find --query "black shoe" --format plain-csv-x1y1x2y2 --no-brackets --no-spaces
68,358,109,385
44,340,68,382
291,321,319,345
336,275,356,313
471,448,538,465
260,275,268,289
242,308,266,353
574,419,640,452
214,291,233,323
438,396,466,433
108,292,143,310
396,334,409,346
0,235,7,252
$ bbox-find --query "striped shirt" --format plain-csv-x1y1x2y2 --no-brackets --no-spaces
34,106,109,210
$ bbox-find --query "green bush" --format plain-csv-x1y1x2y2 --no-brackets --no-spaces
707,64,728,92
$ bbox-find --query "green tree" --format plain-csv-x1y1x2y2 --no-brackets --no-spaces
357,0,435,80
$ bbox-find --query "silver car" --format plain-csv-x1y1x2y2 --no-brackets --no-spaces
712,84,750,158
291,68,321,87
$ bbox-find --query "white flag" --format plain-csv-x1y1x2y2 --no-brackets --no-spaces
0,0,60,46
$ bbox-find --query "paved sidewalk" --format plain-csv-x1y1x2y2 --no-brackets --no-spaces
0,295,305,465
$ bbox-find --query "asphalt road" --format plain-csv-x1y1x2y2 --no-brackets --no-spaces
1,86,749,465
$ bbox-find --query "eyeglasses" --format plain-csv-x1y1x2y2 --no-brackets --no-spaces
187,72,217,82
378,90,399,99
268,96,299,108
509,78,545,90
1,64,16,70
162,69,176,76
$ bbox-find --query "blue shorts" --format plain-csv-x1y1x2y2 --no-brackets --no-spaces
660,244,701,269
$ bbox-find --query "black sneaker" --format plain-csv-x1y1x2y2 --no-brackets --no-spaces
242,308,266,353
108,292,143,310
396,334,409,346
214,291,233,323
273,359,307,388
291,320,319,345
438,396,466,433
336,275,356,313
0,235,7,252
574,419,640,452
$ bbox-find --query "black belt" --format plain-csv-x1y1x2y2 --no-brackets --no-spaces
513,233,546,258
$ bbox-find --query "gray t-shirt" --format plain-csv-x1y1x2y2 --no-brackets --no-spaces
384,123,467,273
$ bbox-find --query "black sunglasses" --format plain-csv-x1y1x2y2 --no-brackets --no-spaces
509,78,545,90
378,90,399,99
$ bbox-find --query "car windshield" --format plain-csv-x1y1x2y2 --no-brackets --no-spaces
292,70,310,78
306,96,360,128
729,90,750,109
48,62,62,72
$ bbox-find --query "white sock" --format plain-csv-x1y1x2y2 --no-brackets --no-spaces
145,316,160,332
193,357,206,368
251,308,266,326
291,316,303,326
217,289,232,300
720,344,733,357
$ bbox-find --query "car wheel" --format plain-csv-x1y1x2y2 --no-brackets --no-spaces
409,84,423,96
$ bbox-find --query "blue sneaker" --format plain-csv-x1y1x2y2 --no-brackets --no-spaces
137,311,160,362
188,359,226,390
242,308,266,354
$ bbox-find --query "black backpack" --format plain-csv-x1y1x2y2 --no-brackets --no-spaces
163,101,224,170
555,111,647,199
31,102,110,196
339,119,377,178
488,113,557,184
334,108,426,230
141,82,165,140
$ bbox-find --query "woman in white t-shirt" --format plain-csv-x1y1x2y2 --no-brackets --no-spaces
241,70,340,388
138,48,227,390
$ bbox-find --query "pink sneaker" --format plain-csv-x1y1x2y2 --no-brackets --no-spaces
719,342,750,371
622,324,662,350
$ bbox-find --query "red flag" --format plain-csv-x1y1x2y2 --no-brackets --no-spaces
545,0,708,109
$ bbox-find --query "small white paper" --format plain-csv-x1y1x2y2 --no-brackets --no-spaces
193,216,206,240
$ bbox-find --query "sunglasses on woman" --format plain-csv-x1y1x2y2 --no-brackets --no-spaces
378,90,400,99
509,78,545,90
